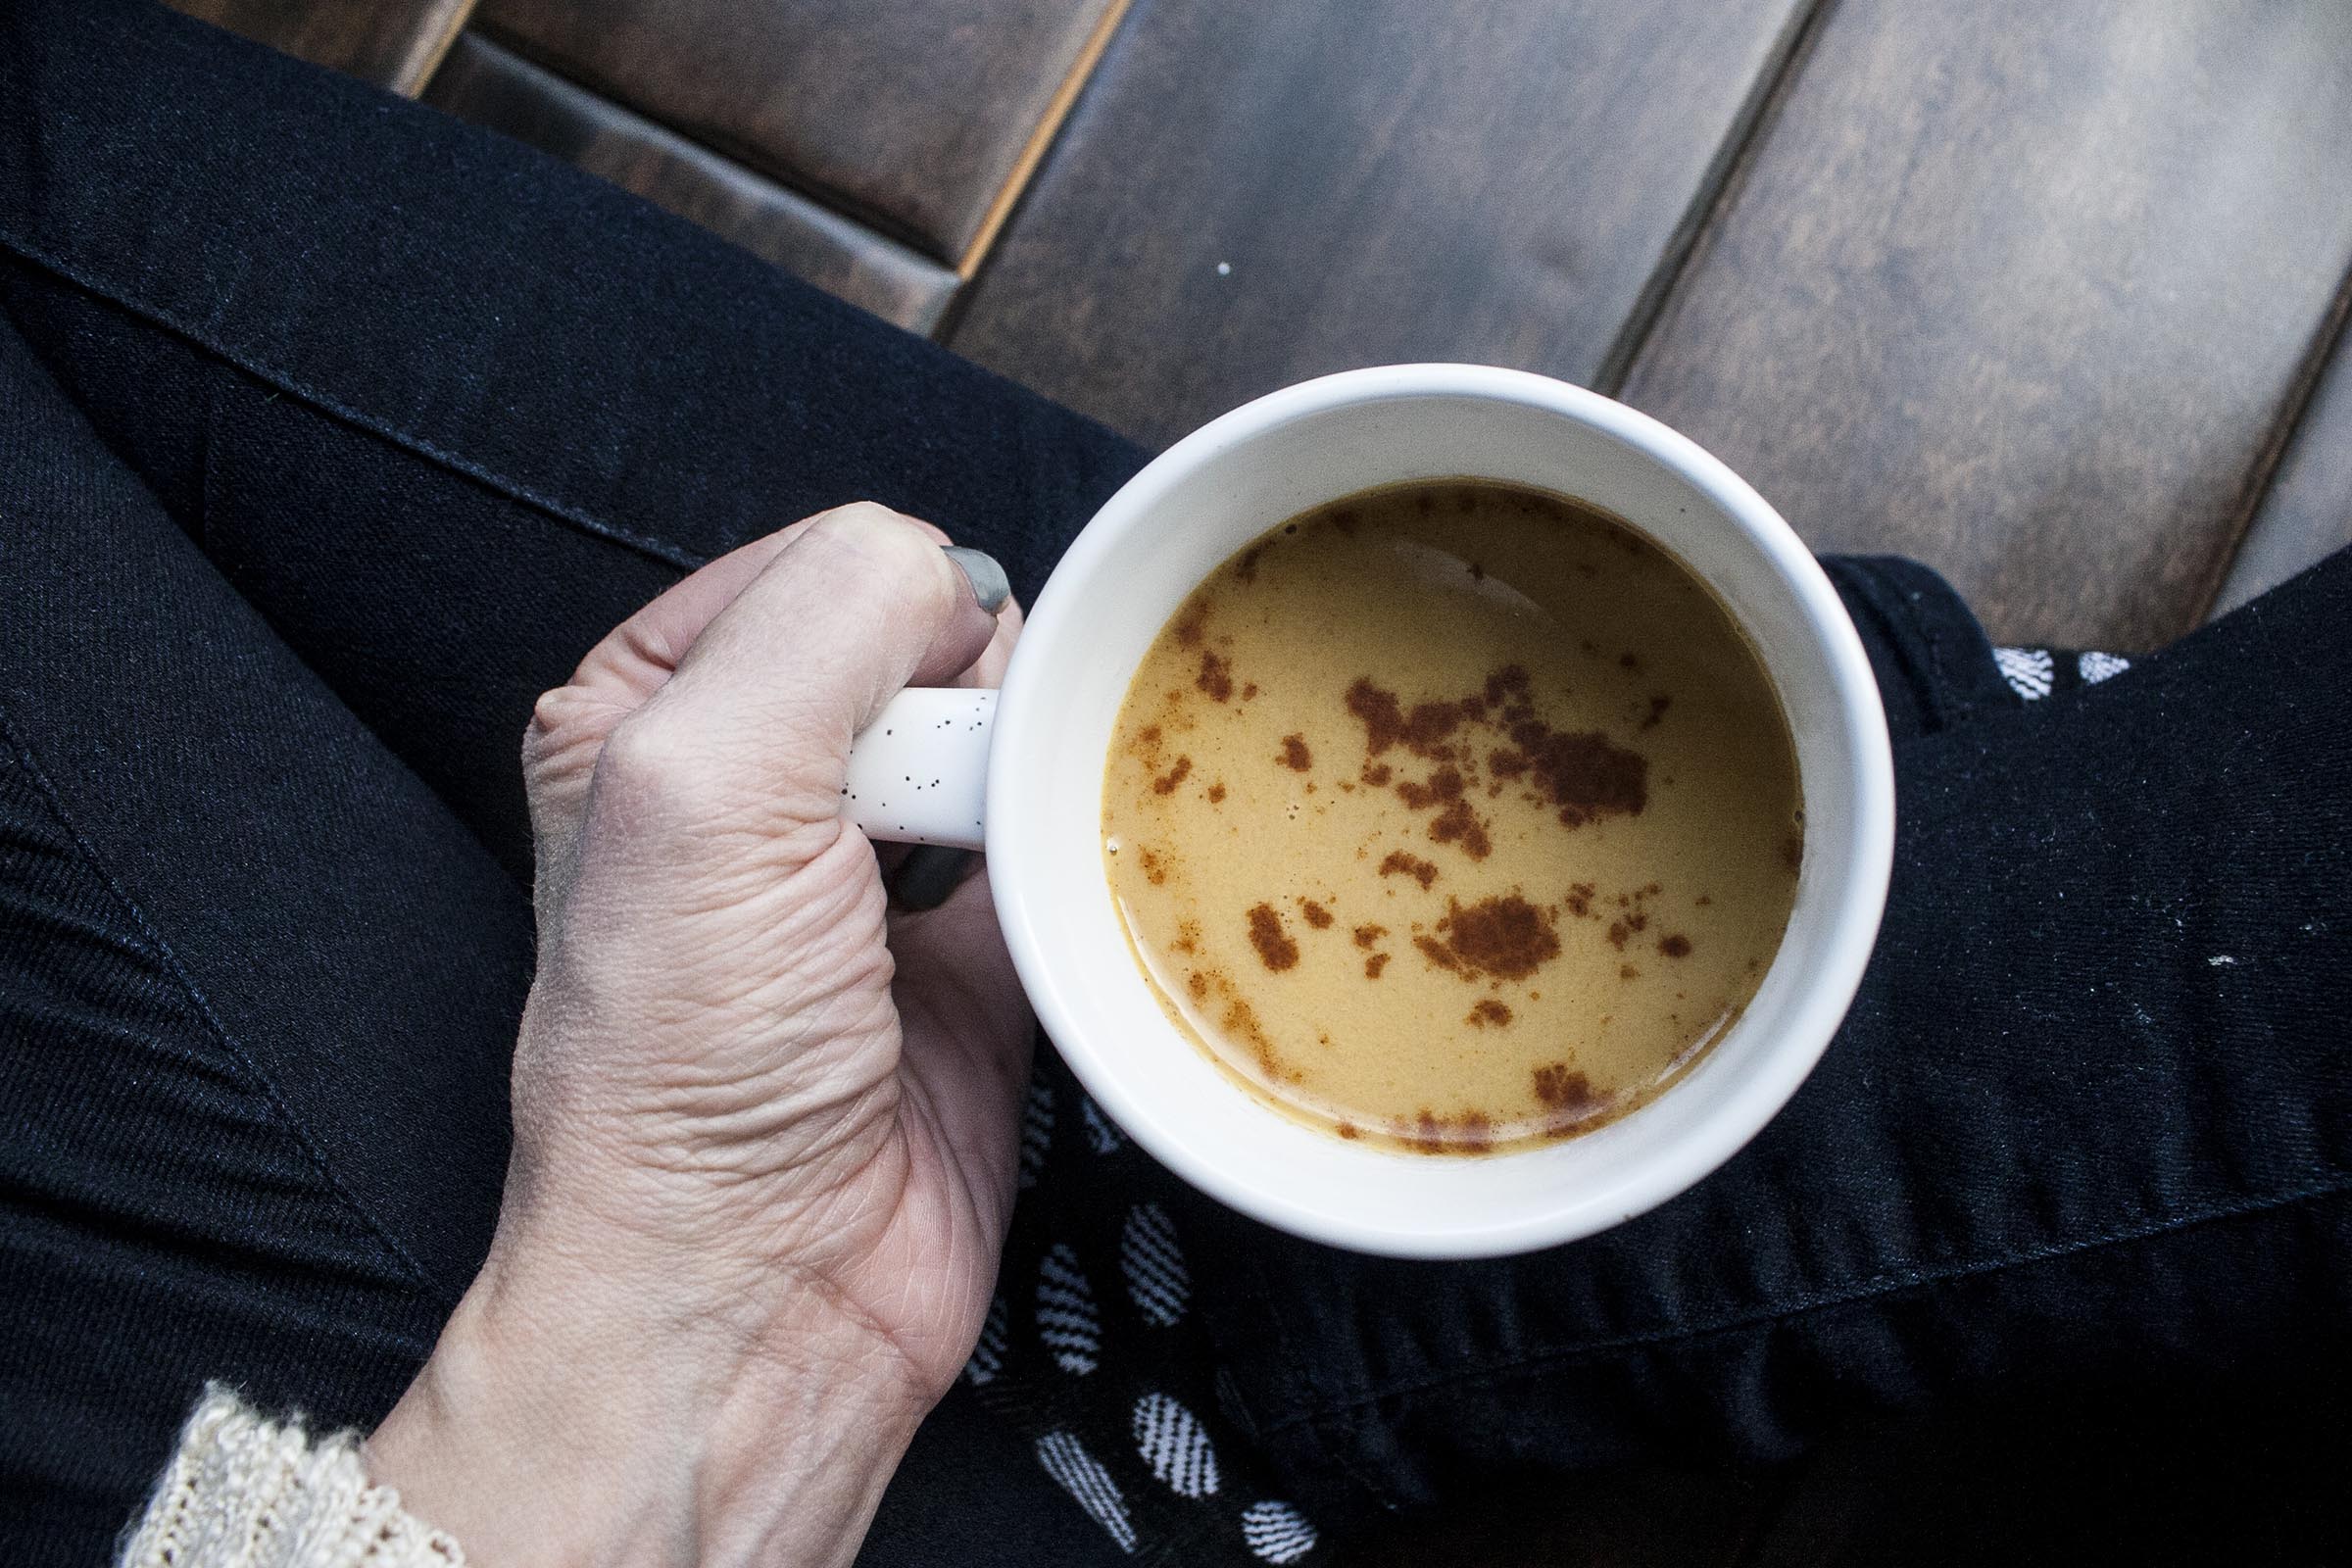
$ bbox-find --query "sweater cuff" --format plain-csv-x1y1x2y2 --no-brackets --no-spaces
119,1385,466,1568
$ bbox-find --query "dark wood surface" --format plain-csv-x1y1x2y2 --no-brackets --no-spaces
1616,0,2352,651
179,0,2352,648
2210,295,2352,619
947,0,1814,448
166,0,473,93
471,0,1128,264
424,34,961,334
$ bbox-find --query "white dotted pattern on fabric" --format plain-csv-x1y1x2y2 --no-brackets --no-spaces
1037,1431,1138,1554
1081,1095,1126,1155
1241,1499,1319,1562
1121,1202,1192,1328
2079,650,2132,684
1018,1077,1054,1190
1037,1242,1102,1375
1994,646,2055,700
964,1293,1008,1387
1132,1392,1221,1498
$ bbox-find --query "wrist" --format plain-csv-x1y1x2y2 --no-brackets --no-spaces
368,1247,930,1568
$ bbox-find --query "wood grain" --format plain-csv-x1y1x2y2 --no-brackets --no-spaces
1619,0,2352,652
471,0,1125,264
2209,285,2352,618
949,0,1814,448
164,0,473,94
423,34,960,335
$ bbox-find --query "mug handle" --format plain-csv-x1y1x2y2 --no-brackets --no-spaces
841,687,998,850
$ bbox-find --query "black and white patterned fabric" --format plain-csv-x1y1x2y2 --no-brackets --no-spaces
969,1058,1320,1564
1993,645,2132,703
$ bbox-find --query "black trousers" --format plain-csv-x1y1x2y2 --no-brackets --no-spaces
3,4,2347,1564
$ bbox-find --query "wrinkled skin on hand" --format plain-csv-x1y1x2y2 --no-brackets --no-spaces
371,505,1032,1568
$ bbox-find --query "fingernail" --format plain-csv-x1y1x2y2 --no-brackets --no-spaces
943,546,1012,614
888,845,979,911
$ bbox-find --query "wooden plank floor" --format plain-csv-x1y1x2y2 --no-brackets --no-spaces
1613,0,2352,650
422,35,962,332
946,0,1815,448
169,0,473,92
471,0,1131,265
169,0,2352,645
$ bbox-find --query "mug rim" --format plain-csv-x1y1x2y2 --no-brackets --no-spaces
988,364,1894,1256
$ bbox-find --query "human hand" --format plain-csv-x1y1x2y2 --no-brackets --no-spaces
369,505,1030,1568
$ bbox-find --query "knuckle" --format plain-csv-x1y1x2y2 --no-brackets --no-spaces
591,709,710,824
809,502,955,564
523,685,579,756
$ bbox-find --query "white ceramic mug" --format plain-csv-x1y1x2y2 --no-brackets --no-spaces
842,365,1894,1258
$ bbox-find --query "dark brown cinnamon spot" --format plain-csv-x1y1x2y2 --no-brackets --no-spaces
1658,933,1692,958
1641,695,1671,731
1220,996,1281,1076
1395,766,1463,808
1279,734,1312,771
1533,1063,1599,1112
1336,1120,1360,1139
1172,611,1206,650
1364,953,1390,979
1352,923,1387,949
1607,921,1628,950
1234,546,1264,583
1431,895,1559,981
1619,963,1640,980
1428,798,1492,858
1565,883,1594,918
1467,1000,1513,1028
1379,851,1439,889
1453,1111,1494,1152
1152,756,1193,795
1619,652,1642,671
1300,900,1333,929
1242,682,1258,701
1485,664,1532,710
1346,680,1468,760
1492,718,1647,828
1138,848,1167,886
1361,762,1392,787
1399,1108,1493,1154
1206,782,1226,805
1246,904,1298,971
1196,651,1234,702
1346,679,1403,756
1187,971,1208,1000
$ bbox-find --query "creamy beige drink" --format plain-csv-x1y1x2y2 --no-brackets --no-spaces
1102,480,1802,1154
